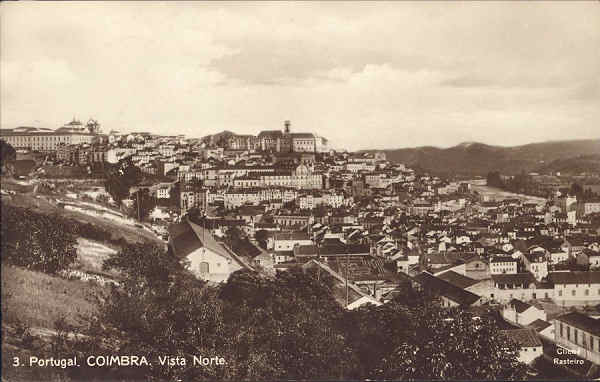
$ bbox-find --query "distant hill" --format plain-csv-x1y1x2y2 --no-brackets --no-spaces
535,154,600,175
368,139,600,176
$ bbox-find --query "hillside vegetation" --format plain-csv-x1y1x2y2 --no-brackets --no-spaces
8,239,526,382
373,139,600,176
1,264,103,329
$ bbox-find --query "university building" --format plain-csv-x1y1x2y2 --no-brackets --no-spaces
0,118,100,152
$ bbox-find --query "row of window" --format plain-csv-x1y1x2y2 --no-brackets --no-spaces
557,289,600,297
560,323,600,352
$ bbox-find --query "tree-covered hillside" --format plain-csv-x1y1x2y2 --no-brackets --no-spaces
368,139,600,176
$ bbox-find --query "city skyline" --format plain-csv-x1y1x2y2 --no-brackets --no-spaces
1,2,599,151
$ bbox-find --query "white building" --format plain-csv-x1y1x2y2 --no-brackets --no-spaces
549,271,600,306
490,256,518,275
500,329,543,365
169,219,244,283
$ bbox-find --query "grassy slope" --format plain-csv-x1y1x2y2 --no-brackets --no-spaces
1,264,105,329
4,191,164,246
0,212,131,382
75,237,121,278
1,264,108,381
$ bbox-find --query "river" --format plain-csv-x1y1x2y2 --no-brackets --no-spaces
461,179,547,204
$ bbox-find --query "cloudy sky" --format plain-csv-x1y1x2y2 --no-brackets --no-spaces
1,2,599,150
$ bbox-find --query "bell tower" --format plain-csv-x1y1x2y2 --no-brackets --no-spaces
284,120,291,134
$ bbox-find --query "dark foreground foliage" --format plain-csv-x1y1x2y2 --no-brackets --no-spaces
33,241,530,381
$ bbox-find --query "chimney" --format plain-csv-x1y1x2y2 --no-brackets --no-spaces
284,120,291,134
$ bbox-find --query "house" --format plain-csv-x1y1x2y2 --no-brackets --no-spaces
436,270,490,296
523,252,549,281
391,252,411,274
563,236,589,256
548,271,600,306
528,319,554,341
422,252,473,273
318,243,371,261
301,260,381,310
577,249,600,270
268,231,313,251
502,299,547,326
463,256,489,280
412,272,482,308
553,311,600,365
432,262,467,277
169,218,244,282
500,329,543,364
253,252,274,270
548,247,570,265
490,256,518,275
490,273,553,303
273,214,311,228
237,205,264,226
273,250,295,264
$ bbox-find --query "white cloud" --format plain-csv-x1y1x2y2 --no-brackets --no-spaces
1,2,598,150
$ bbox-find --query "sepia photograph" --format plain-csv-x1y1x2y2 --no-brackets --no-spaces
1,1,599,381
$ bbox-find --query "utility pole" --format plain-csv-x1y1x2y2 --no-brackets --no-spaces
136,190,141,221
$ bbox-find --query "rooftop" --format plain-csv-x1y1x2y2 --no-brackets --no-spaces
412,272,481,306
500,328,542,348
554,311,600,336
548,271,600,285
437,271,479,289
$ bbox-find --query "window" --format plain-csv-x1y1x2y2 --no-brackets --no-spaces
572,290,576,297
559,290,563,297
585,289,589,296
560,323,563,337
567,327,571,340
575,329,578,344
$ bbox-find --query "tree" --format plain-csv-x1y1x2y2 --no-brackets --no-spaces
130,188,156,221
224,226,245,249
255,230,269,249
104,159,142,205
0,139,16,175
49,244,528,381
486,171,504,188
1,203,77,274
373,303,527,380
217,269,357,380
570,182,583,198
103,242,184,288
169,181,181,207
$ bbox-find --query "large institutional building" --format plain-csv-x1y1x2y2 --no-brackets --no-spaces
227,121,329,153
0,118,101,152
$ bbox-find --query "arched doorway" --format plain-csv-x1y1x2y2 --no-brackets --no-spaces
199,262,209,274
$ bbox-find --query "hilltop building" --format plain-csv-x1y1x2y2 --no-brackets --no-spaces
0,118,101,152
